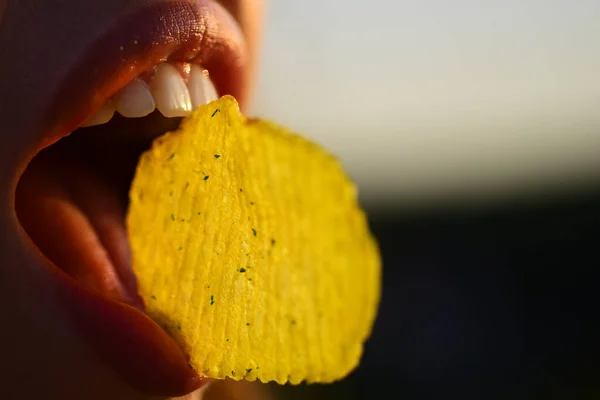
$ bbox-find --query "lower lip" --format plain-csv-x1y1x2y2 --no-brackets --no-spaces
60,275,207,396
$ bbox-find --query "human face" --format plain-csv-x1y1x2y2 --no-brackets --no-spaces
0,1,262,399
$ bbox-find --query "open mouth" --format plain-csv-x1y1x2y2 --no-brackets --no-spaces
11,0,248,397
17,62,220,309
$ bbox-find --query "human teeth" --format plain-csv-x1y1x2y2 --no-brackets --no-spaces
116,78,155,118
188,65,218,109
150,63,192,118
80,100,116,127
78,63,216,129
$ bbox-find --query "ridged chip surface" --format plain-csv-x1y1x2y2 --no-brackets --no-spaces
127,96,380,384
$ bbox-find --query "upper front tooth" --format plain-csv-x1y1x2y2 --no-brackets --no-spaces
116,78,155,118
150,63,192,118
80,100,116,127
188,65,218,109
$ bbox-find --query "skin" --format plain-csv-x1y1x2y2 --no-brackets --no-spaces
0,0,267,399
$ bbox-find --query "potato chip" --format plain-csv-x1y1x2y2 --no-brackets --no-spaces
127,96,381,384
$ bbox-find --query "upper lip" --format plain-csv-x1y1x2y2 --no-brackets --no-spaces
8,0,248,397
41,0,248,149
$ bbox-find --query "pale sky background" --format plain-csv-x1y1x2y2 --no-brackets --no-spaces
251,0,600,209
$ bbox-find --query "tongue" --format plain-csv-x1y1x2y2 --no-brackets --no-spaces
16,150,142,307
15,110,187,309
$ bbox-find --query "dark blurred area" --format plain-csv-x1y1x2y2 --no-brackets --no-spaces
268,187,599,399
251,2,600,397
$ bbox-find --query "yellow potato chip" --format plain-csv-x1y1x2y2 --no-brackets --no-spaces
127,96,381,384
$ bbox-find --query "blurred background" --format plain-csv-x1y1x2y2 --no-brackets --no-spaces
248,0,599,398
